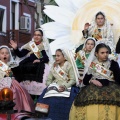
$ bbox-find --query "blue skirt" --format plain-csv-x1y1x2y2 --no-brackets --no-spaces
37,86,79,120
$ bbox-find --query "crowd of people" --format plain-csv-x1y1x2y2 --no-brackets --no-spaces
0,11,120,120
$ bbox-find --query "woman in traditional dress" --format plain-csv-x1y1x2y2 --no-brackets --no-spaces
37,49,80,120
76,11,115,53
69,43,120,120
9,29,51,101
75,37,96,80
0,45,34,112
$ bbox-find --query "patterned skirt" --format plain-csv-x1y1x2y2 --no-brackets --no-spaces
69,104,120,120
69,82,120,120
74,82,120,106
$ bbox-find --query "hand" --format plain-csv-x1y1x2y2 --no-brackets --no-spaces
33,59,40,63
9,40,18,49
74,54,77,59
84,23,91,31
59,85,66,92
78,78,82,84
90,80,103,87
5,73,9,77
5,70,11,77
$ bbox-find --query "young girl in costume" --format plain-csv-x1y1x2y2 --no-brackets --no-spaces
10,29,51,100
75,37,96,79
69,43,120,120
0,45,34,112
37,49,79,120
83,11,115,51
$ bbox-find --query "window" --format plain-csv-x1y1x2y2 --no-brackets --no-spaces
10,0,19,30
29,0,35,2
21,13,31,32
0,6,6,32
0,8,4,31
29,0,41,3
12,2,15,29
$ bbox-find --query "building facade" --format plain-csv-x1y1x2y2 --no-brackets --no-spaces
0,0,36,47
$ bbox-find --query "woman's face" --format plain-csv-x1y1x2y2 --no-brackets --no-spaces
33,31,43,43
85,40,95,52
0,48,10,63
96,14,105,27
55,51,66,65
95,47,109,62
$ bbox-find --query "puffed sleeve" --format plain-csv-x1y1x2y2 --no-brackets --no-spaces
82,30,89,39
62,66,76,88
83,74,92,85
100,26,115,52
14,48,29,58
46,70,55,86
109,60,120,84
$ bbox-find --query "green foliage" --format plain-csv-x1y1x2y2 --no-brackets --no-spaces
43,0,57,24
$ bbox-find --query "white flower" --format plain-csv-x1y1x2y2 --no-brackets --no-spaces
42,0,120,54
